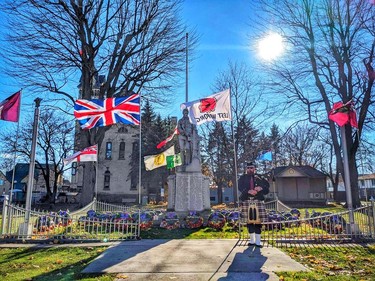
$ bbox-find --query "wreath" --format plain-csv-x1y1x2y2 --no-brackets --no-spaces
226,211,240,229
160,212,180,230
185,216,203,229
35,215,55,232
207,212,226,230
160,219,180,230
133,212,154,231
55,210,72,227
113,213,133,231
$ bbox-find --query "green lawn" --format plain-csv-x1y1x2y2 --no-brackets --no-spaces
0,246,114,281
1,205,374,280
277,244,375,281
0,243,374,281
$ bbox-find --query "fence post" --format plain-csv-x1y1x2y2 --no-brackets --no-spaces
1,196,9,236
371,198,375,239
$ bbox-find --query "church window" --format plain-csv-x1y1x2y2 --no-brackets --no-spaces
105,142,112,159
119,141,125,159
104,169,111,189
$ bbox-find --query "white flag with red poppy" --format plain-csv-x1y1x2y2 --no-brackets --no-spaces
180,89,231,125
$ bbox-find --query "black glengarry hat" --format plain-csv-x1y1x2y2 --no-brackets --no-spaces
246,161,256,168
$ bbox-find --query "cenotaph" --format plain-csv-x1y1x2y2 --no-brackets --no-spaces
167,109,210,212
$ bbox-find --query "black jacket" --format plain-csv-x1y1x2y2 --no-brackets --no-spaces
238,173,270,201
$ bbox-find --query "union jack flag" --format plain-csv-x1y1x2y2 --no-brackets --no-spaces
74,94,140,129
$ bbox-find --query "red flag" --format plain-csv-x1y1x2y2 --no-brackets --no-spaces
0,91,21,122
328,101,358,128
156,126,179,149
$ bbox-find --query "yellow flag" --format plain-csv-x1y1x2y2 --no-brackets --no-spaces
144,146,175,171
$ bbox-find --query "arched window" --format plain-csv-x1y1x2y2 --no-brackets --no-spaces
71,162,77,175
119,141,125,159
104,169,111,190
105,142,112,159
118,127,128,133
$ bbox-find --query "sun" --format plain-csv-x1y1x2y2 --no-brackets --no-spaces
258,33,284,61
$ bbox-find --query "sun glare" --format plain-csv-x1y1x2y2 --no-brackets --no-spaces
258,33,284,61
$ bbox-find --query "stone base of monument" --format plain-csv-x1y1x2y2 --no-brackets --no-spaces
167,168,210,212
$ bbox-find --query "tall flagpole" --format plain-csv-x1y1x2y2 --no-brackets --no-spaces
94,159,98,200
340,126,355,231
185,33,189,103
137,93,142,237
20,98,41,237
228,87,240,238
138,93,142,206
229,87,239,208
9,122,20,204
9,90,22,204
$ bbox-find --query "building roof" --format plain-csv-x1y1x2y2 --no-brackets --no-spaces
273,166,326,178
358,173,375,180
5,163,39,183
0,171,9,182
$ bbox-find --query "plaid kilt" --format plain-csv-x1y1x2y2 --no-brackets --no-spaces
240,199,267,224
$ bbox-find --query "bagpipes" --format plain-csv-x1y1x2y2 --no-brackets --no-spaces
247,200,261,224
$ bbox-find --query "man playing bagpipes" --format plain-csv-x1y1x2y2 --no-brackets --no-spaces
238,162,269,247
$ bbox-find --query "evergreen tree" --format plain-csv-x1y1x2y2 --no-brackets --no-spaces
207,122,232,204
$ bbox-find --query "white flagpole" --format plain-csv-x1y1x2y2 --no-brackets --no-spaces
228,87,241,237
94,158,98,200
23,98,42,235
228,87,239,207
8,90,22,204
137,93,142,237
185,33,189,103
138,93,142,206
9,122,20,204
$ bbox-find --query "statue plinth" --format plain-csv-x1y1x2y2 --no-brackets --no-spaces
167,168,210,212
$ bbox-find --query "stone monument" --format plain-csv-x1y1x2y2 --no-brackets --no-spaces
167,109,210,212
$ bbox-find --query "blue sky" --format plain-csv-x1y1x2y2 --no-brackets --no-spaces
0,0,263,124
166,0,259,116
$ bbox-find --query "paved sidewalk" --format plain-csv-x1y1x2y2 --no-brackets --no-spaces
82,239,308,281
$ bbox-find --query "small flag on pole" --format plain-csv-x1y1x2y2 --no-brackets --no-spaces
157,126,179,149
257,151,272,161
328,100,358,128
180,89,231,125
0,91,21,122
144,146,175,171
64,145,98,165
166,153,182,169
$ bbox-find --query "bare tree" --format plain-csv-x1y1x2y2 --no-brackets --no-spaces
256,0,375,207
1,0,197,204
280,123,320,166
0,109,75,202
200,61,268,204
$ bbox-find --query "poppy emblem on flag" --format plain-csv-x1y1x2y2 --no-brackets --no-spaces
199,98,216,113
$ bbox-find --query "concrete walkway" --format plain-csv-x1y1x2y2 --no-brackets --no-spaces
82,239,308,281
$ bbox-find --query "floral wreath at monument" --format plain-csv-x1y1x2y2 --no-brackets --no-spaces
226,211,240,230
185,211,204,229
160,212,180,230
207,211,226,230
113,212,134,230
56,210,72,227
34,213,56,232
132,212,154,230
